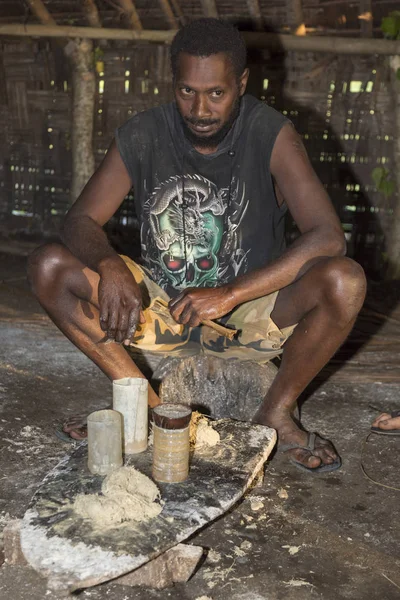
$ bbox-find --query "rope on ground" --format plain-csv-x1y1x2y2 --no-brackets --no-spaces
360,433,400,492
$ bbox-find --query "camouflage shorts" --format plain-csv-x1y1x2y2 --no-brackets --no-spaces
122,255,297,364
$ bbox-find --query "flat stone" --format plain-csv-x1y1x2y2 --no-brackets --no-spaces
3,520,27,566
154,355,278,420
114,543,203,589
20,419,276,594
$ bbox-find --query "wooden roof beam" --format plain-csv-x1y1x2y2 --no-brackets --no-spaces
116,0,143,31
246,0,263,31
169,0,186,26
158,0,178,29
83,0,102,28
200,0,218,19
25,0,57,26
2,24,400,56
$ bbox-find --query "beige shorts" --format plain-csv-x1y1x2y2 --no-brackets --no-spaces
121,255,296,364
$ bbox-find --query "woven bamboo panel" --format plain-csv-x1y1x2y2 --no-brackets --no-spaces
0,0,397,276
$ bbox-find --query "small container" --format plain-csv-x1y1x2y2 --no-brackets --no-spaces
152,403,192,483
87,409,123,476
113,377,148,454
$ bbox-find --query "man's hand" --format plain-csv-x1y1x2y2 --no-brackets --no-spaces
169,286,236,327
98,258,145,345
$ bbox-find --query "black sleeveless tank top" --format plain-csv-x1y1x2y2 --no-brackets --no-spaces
116,94,289,297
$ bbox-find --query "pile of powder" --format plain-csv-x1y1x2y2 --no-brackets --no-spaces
73,466,163,528
190,411,220,449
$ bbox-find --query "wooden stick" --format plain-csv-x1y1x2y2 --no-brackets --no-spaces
1,24,400,55
155,298,238,341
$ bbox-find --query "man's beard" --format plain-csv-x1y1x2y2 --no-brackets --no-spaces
180,95,241,149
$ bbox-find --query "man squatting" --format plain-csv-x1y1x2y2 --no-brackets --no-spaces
28,19,367,473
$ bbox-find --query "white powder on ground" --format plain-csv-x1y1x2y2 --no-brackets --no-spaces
74,466,163,528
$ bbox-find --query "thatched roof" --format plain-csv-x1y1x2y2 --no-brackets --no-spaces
0,0,395,35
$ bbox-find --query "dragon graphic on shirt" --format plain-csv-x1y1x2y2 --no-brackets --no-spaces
141,174,249,291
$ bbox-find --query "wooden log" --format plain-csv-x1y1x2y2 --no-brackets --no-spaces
0,24,400,55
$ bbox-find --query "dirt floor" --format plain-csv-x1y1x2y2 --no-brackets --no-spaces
0,241,399,600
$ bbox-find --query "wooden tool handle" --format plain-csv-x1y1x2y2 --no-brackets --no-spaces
156,298,238,341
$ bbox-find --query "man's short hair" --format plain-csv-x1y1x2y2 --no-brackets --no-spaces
170,18,247,80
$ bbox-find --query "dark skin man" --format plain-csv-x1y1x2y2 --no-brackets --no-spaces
28,52,366,470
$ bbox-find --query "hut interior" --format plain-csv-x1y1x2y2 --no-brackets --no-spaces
0,1,399,278
0,3,400,600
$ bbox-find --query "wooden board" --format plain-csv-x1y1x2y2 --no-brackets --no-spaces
20,419,276,594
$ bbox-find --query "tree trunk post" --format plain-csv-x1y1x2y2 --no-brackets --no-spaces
67,39,96,204
386,56,400,280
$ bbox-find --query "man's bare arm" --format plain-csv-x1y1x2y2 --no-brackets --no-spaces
61,140,145,344
228,123,345,306
170,124,346,326
62,140,132,272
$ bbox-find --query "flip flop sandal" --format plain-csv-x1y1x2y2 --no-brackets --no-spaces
279,432,342,474
370,410,400,436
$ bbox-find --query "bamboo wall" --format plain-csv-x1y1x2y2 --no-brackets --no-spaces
0,37,396,277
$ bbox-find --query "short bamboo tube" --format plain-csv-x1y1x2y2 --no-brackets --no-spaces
152,404,192,483
87,409,123,476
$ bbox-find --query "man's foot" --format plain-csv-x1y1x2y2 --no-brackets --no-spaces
371,411,400,436
253,408,340,471
56,415,88,442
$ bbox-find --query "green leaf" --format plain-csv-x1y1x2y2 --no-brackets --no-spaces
371,166,386,187
381,13,400,39
397,68,400,81
381,179,395,199
371,167,395,199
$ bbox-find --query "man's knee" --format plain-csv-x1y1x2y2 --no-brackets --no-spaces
320,257,366,323
27,243,70,297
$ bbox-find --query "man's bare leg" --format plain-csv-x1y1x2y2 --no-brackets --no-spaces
28,244,161,436
253,256,367,469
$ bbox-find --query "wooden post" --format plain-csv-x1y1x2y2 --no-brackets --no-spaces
359,0,373,38
386,57,400,280
67,39,96,203
25,0,97,205
287,0,305,34
246,0,263,31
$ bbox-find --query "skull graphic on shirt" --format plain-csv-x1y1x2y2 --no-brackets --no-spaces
141,174,248,291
